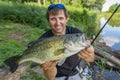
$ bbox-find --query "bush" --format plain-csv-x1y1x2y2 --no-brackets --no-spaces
0,2,49,30
67,6,98,37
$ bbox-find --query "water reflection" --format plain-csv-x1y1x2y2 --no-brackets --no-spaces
92,65,120,80
100,17,120,50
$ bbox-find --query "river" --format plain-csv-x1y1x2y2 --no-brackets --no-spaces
100,17,120,51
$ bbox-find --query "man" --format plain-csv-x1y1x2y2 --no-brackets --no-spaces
40,4,94,80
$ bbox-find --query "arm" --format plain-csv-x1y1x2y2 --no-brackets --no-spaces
41,60,58,80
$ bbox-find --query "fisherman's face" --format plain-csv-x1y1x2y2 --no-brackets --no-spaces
48,10,68,35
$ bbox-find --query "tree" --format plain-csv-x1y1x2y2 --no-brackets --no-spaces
94,0,105,12
81,0,105,11
58,0,62,3
109,4,120,13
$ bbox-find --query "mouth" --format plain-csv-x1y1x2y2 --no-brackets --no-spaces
54,26,63,32
55,26,61,29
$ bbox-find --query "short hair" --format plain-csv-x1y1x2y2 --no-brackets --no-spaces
46,6,68,21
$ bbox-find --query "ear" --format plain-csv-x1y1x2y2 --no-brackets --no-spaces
66,17,69,22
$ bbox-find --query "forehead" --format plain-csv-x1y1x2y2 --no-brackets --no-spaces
48,9,65,16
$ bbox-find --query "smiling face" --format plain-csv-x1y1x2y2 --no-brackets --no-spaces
47,8,68,35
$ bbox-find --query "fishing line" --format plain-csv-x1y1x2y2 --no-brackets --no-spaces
65,4,120,80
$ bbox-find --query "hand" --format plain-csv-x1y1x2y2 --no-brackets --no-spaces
41,60,58,80
77,40,94,62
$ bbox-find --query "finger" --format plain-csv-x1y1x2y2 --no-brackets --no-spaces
78,51,86,59
78,53,84,59
83,49,94,57
78,49,91,59
44,60,58,70
49,60,58,68
49,61,55,67
78,52,93,61
80,51,89,58
41,61,52,70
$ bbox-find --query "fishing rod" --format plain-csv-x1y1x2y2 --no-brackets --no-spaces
91,4,120,45
65,4,120,80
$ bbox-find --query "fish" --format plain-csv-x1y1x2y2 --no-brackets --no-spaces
4,33,89,73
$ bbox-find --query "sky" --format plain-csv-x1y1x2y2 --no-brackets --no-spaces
102,0,120,12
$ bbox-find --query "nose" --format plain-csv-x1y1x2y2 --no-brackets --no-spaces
55,19,61,25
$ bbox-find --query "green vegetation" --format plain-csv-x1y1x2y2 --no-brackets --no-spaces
101,3,120,27
0,0,105,11
0,2,49,30
0,1,99,37
100,13,120,27
20,67,47,80
108,4,120,13
0,22,44,67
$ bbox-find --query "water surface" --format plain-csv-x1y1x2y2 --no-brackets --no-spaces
100,17,120,51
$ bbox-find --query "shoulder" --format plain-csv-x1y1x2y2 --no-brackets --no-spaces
66,26,83,34
28,30,53,48
40,30,53,38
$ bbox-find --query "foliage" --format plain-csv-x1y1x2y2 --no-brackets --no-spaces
0,2,50,31
108,4,120,13
81,0,105,11
82,10,99,37
67,6,99,37
0,0,36,3
0,0,105,11
0,1,98,38
100,13,120,27
108,14,120,27
100,3,120,27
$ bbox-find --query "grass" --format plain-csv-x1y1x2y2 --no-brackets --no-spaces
0,22,48,80
0,22,45,67
20,66,47,80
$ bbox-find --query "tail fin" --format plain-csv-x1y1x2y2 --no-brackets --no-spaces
4,55,21,73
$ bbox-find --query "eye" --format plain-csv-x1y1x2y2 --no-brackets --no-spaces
68,41,73,46
50,18,56,21
59,17,64,20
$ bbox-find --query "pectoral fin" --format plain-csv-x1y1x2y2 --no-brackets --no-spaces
54,48,66,66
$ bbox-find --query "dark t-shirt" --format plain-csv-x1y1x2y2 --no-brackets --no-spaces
40,26,83,77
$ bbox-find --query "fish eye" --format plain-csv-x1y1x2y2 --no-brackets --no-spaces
68,41,73,46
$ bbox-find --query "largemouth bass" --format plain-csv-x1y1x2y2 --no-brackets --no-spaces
4,33,89,73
